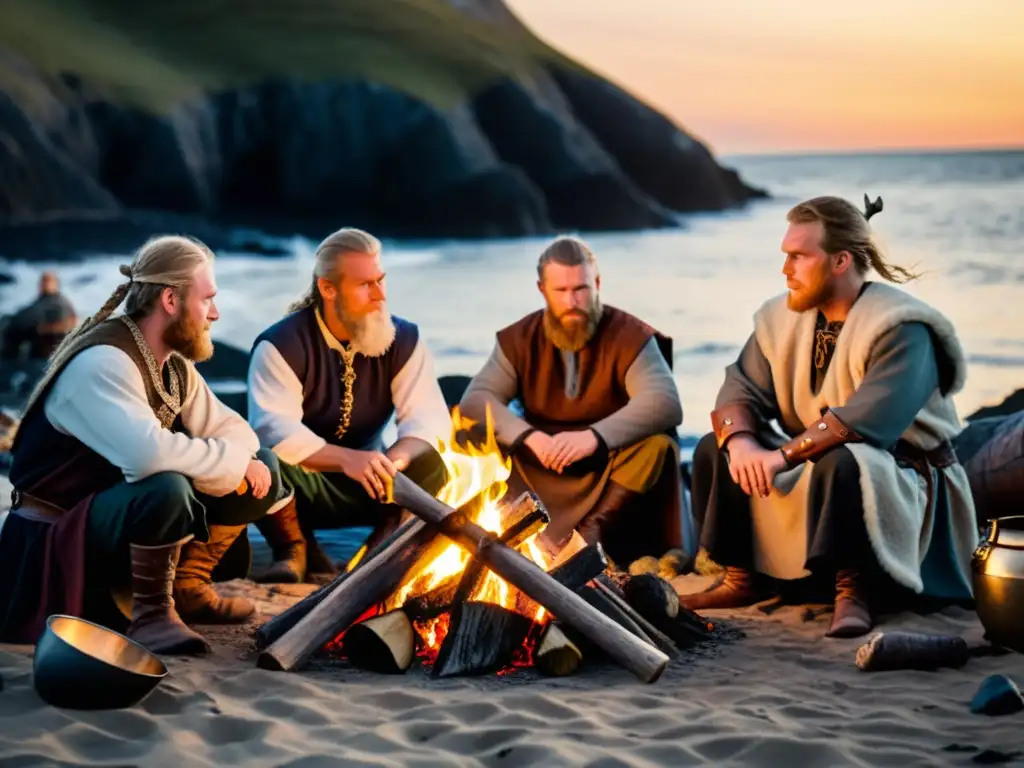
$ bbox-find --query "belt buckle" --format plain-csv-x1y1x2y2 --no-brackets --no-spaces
10,488,21,509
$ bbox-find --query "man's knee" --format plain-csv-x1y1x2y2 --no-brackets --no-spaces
256,446,286,507
811,446,860,491
692,432,722,477
127,472,195,544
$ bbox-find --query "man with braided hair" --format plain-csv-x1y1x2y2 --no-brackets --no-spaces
680,195,979,638
247,227,451,582
0,236,289,655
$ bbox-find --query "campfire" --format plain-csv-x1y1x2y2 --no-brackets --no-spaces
254,409,715,682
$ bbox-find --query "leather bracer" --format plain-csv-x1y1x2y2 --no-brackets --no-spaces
711,403,758,448
780,410,862,467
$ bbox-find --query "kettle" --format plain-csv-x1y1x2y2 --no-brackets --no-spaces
972,515,1024,653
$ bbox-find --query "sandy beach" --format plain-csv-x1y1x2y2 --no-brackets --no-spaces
1,569,1022,767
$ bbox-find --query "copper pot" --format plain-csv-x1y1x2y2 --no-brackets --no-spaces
972,515,1024,653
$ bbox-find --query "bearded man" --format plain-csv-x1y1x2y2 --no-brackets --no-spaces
0,236,288,655
680,195,979,638
459,236,684,565
247,228,452,583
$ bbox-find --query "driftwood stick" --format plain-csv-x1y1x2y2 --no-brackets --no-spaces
390,473,669,683
254,516,422,650
593,577,680,657
257,519,441,671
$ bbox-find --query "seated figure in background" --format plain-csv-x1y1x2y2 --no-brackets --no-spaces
1,271,78,360
682,195,978,638
247,227,452,583
459,236,684,566
0,236,287,655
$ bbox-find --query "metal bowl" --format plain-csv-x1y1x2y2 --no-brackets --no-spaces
33,615,168,709
972,515,1024,653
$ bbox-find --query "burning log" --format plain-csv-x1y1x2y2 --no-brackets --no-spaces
402,581,461,622
535,623,582,677
341,610,415,674
496,492,549,549
548,543,609,590
515,543,610,619
390,473,670,683
254,516,424,650
401,492,547,623
431,602,533,678
256,512,457,672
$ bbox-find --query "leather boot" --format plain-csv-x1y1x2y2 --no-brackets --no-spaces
578,482,639,546
253,499,307,584
677,566,761,611
174,525,255,623
826,569,873,638
125,538,210,655
304,531,338,577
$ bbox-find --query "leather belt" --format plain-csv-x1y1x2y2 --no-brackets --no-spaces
892,439,958,472
10,488,67,523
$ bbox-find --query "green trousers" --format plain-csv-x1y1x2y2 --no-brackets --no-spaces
281,447,449,545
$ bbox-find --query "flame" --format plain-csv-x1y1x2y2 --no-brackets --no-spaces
387,406,550,655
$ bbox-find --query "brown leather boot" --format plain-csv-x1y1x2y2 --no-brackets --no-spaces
304,532,338,577
826,569,873,638
125,539,211,655
253,499,307,584
174,525,255,623
578,482,639,545
677,566,762,611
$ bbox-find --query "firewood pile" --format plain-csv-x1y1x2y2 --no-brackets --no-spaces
253,481,720,682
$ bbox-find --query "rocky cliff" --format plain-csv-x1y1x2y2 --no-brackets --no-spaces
0,0,765,249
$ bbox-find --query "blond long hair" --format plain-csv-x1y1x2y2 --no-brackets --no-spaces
20,235,214,420
287,228,382,314
787,195,919,283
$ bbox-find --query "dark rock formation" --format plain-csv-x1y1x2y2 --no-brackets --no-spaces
550,68,767,212
968,389,1024,421
0,0,765,254
963,411,1024,525
472,75,675,230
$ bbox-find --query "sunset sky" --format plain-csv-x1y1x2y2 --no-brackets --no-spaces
505,0,1024,155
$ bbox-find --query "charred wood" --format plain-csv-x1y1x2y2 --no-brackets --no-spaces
431,602,533,678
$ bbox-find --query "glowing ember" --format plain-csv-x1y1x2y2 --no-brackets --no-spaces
386,406,551,656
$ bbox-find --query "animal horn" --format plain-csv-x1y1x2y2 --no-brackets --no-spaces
863,194,884,220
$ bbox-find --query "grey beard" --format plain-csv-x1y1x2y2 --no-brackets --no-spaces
339,305,397,357
542,301,603,352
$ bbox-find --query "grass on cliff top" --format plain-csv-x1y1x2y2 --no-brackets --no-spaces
0,0,576,114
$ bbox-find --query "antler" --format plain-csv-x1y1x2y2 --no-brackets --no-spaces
863,194,884,220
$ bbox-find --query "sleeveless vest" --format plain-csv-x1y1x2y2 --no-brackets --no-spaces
252,307,419,450
10,318,192,509
496,305,653,433
753,282,966,450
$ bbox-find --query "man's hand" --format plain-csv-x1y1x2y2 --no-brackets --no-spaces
548,429,599,473
338,448,398,502
524,431,557,468
725,435,789,498
244,458,271,500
